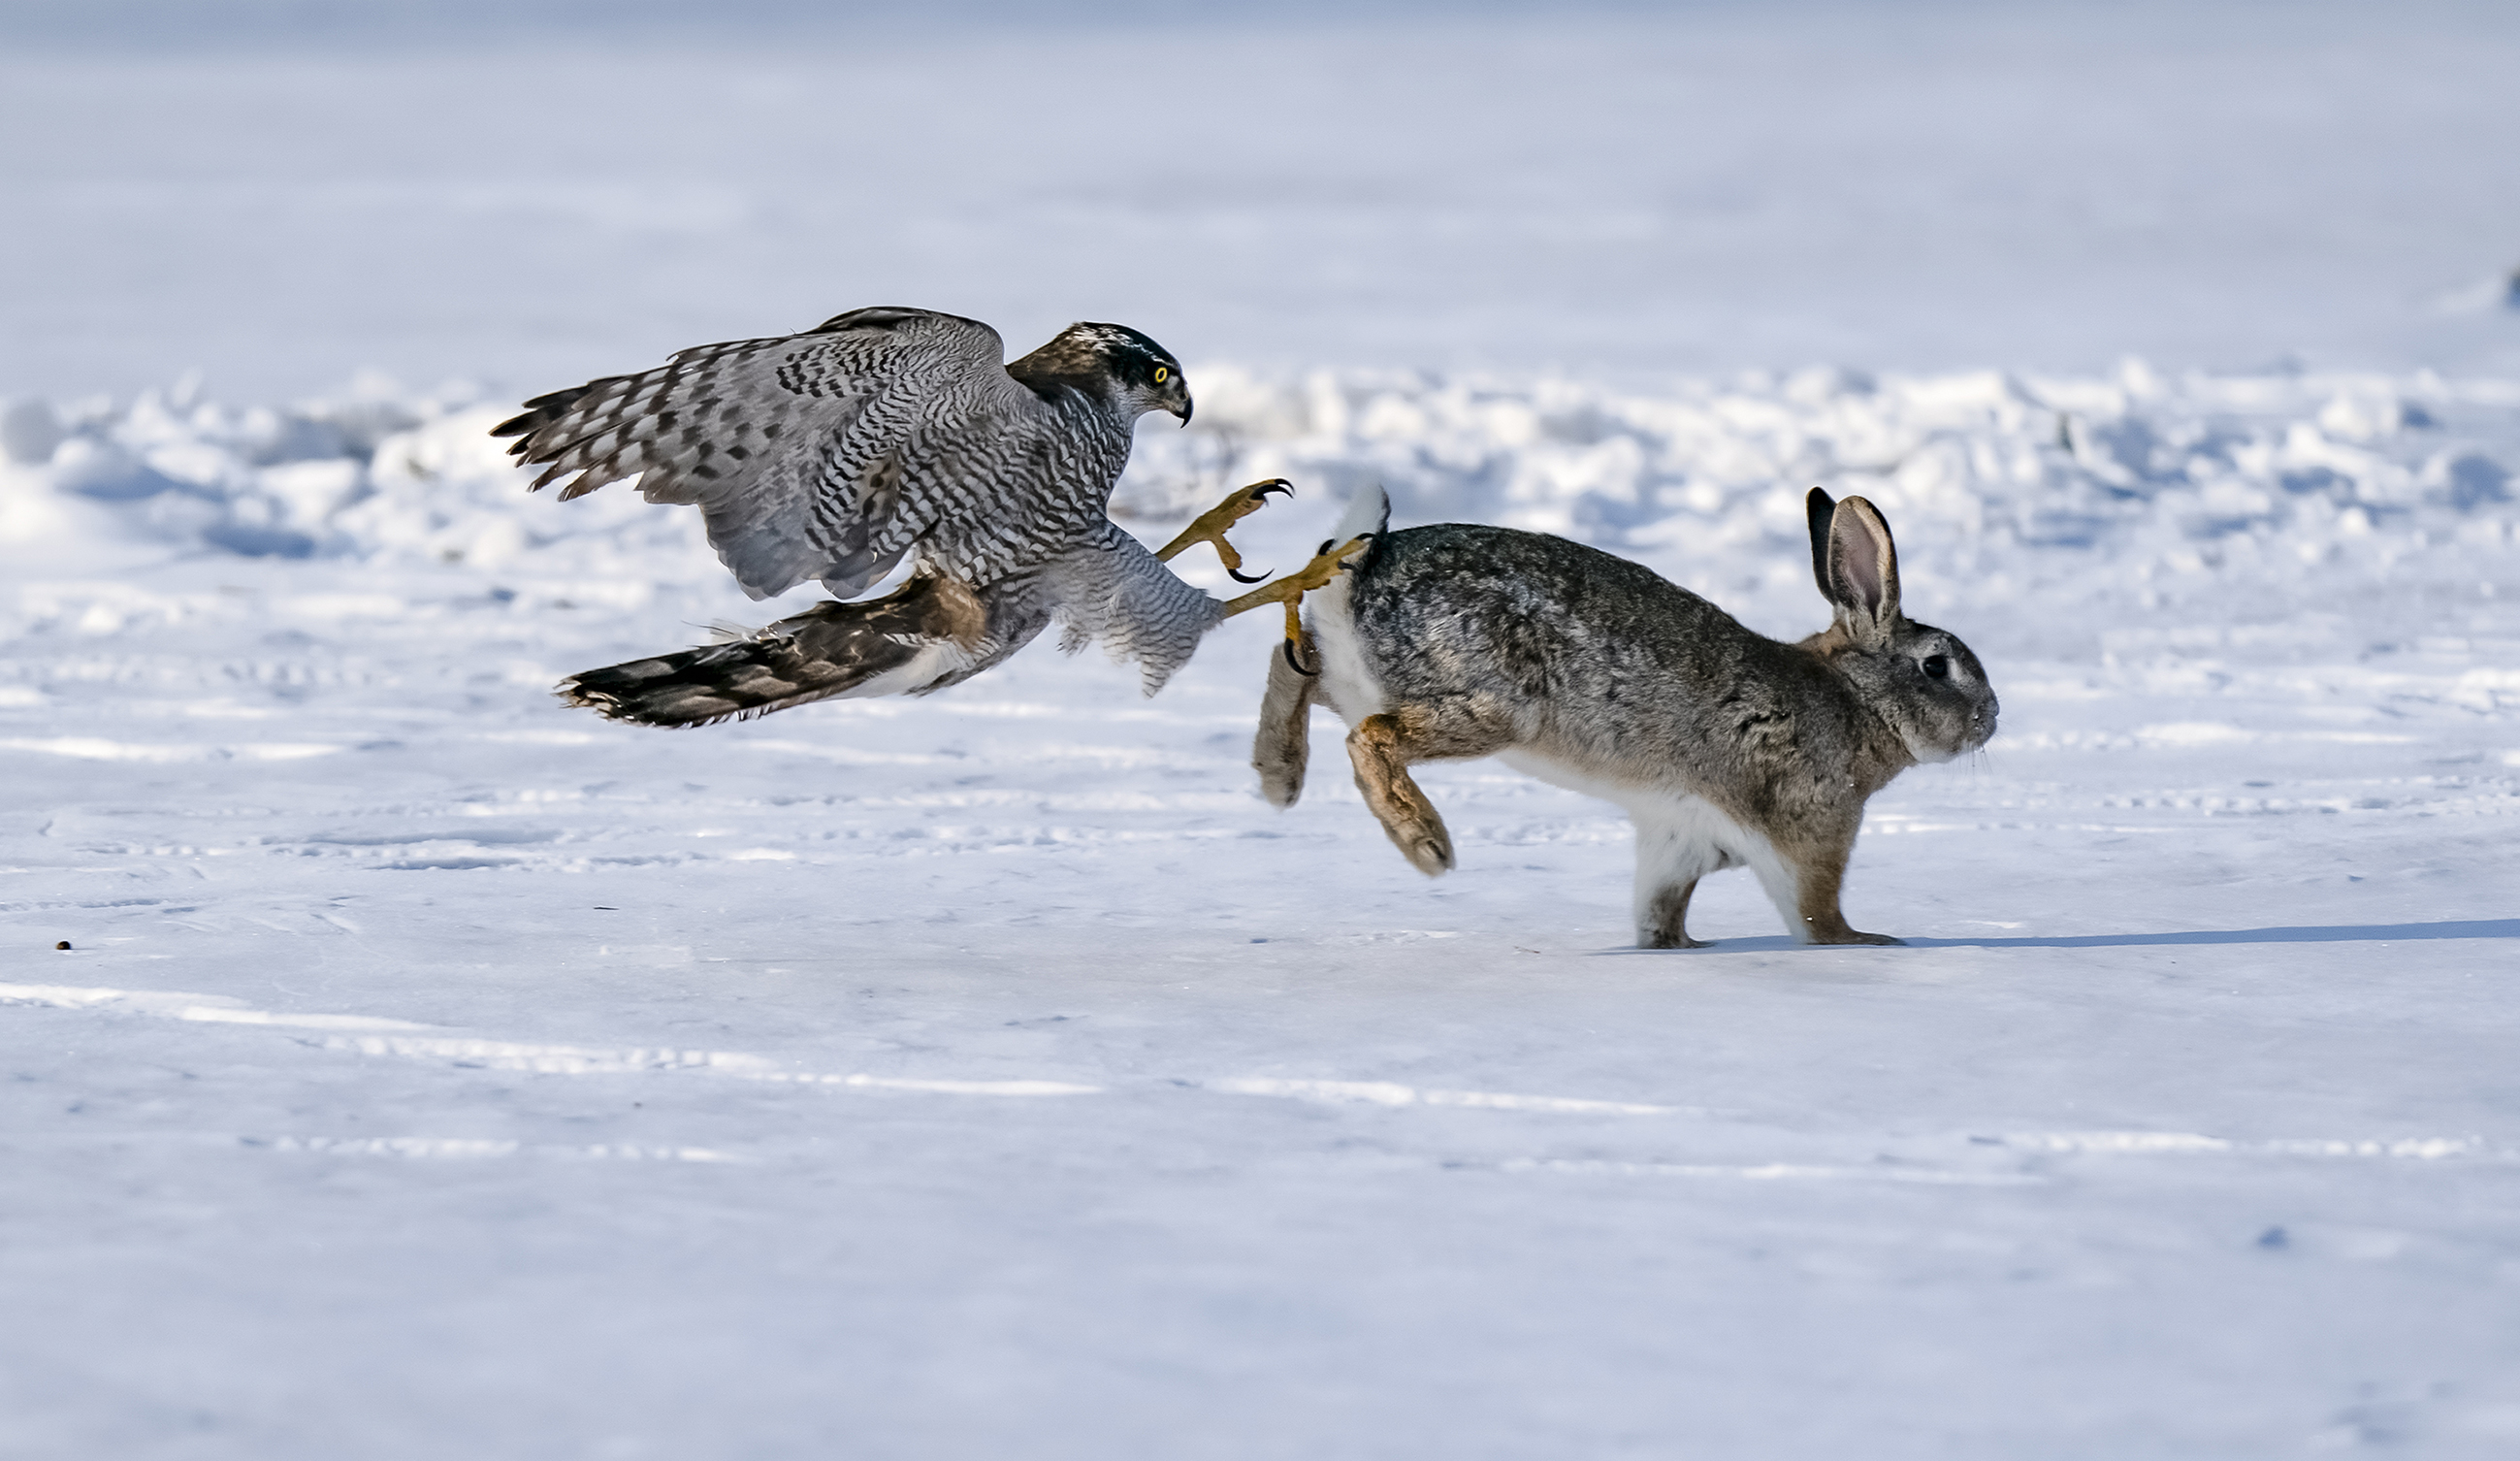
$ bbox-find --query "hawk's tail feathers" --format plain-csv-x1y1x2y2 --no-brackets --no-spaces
559,570,987,729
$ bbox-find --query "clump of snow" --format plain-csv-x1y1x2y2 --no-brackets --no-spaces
0,377,698,570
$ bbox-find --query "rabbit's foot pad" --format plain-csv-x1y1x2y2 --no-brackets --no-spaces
1641,932,1713,950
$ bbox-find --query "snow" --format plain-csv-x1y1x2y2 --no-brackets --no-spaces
7,356,2517,1456
5,3,2520,1456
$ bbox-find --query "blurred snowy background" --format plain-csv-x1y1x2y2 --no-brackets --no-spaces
5,0,2519,403
5,3,2519,1458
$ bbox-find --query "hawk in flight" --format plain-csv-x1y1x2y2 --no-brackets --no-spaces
495,307,1362,726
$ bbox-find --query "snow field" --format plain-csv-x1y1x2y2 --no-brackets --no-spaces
2,364,2517,1456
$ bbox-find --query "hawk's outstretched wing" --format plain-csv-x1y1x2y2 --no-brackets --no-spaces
493,307,1033,600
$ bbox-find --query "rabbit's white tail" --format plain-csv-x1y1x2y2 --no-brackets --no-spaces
1252,486,1392,810
1330,484,1391,549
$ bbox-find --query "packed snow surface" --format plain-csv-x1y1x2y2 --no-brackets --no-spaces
4,360,2517,1456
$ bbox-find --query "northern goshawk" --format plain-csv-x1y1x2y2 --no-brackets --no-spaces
494,307,1363,726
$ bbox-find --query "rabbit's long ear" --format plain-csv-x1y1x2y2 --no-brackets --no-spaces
1805,487,1837,599
1824,495,1901,646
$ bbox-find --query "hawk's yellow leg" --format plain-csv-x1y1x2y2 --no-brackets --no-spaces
1220,534,1376,675
1153,478,1294,584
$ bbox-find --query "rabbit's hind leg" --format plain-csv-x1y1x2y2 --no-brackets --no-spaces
1253,628,1320,808
1631,800,1737,949
1345,699,1516,876
1640,883,1708,950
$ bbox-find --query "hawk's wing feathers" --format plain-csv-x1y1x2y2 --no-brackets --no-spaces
493,308,1030,600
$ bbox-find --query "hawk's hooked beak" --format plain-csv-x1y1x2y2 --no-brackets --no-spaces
1169,396,1193,427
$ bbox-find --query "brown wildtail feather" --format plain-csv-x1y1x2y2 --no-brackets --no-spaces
559,570,986,728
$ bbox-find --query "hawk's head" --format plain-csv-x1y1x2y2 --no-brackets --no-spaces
1012,322,1193,426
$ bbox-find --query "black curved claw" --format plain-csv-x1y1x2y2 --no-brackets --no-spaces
1282,636,1319,676
1317,538,1335,556
1253,478,1295,501
1227,565,1271,584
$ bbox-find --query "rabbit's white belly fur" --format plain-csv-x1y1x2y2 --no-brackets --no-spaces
1493,750,1806,936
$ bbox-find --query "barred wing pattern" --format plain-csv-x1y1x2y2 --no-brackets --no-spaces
495,308,1036,601
505,306,1243,723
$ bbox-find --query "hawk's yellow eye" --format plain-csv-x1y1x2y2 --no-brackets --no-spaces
1153,367,1168,383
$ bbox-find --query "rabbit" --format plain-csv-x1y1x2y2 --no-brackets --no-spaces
1252,484,1997,948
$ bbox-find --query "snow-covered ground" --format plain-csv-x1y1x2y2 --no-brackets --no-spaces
6,2,2520,1456
5,358,2516,1457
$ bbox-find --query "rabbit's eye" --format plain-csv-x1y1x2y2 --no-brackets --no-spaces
1922,655,1951,680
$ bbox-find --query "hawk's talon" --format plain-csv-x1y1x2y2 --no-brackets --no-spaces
1218,534,1375,620
1279,599,1317,675
1154,478,1296,580
1227,564,1270,585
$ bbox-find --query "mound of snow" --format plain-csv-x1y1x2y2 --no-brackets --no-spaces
0,377,697,573
4,363,2512,642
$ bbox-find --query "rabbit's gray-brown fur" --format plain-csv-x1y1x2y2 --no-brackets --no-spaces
1255,486,1997,948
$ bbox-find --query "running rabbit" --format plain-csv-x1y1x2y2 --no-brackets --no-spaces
1253,486,1997,947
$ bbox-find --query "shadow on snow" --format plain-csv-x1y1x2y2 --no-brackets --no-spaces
1600,918,2520,954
